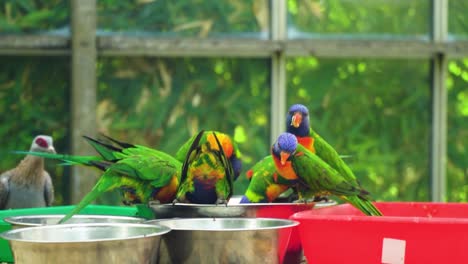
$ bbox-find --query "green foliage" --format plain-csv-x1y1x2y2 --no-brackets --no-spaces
0,56,70,205
446,59,468,201
0,1,68,33
449,1,468,37
97,0,268,36
287,0,429,37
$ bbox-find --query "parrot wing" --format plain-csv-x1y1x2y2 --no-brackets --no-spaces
310,129,360,185
292,144,367,197
243,155,290,203
180,130,206,186
211,131,234,199
103,154,181,187
293,144,382,216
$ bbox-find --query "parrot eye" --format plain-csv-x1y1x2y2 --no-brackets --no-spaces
35,138,48,148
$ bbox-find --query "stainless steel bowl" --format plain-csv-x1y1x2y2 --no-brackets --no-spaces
4,214,144,229
0,223,170,264
146,218,299,264
149,199,337,219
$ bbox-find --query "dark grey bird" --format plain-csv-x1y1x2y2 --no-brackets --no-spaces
0,135,56,209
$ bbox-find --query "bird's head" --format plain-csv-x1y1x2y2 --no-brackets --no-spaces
272,133,298,165
286,104,310,137
207,132,233,158
30,135,56,153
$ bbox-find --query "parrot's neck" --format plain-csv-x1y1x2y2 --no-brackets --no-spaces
287,123,310,137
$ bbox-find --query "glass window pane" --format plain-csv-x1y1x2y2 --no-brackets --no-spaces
97,58,270,195
288,0,430,39
0,56,70,205
448,1,468,39
98,0,269,38
0,1,69,34
286,58,431,201
447,59,468,202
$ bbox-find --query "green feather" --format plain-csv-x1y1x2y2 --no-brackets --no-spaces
291,143,382,216
14,151,102,167
176,130,235,204
16,135,183,221
59,171,148,224
244,156,289,202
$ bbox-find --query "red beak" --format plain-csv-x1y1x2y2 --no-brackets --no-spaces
290,112,302,128
280,151,290,165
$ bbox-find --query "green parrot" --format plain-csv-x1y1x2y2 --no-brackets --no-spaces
175,130,242,179
17,135,182,223
286,104,365,202
174,130,239,204
271,132,382,216
241,104,326,203
240,156,290,203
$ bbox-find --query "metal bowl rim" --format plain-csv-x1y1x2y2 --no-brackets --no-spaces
0,223,171,243
146,217,299,231
149,200,336,208
4,214,144,226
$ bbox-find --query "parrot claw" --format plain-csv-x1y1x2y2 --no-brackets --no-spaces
172,199,179,205
215,198,228,206
312,196,330,203
292,198,309,204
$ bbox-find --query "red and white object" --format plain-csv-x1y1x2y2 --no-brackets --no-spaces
291,202,468,264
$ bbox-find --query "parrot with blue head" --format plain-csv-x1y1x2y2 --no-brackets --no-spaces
286,103,368,202
271,132,382,216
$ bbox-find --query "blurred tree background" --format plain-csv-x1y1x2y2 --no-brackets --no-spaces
0,0,466,205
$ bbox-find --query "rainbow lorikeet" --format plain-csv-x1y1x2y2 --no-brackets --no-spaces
175,130,242,180
174,130,240,204
286,104,362,200
240,156,290,203
240,104,324,204
272,132,382,216
17,135,182,223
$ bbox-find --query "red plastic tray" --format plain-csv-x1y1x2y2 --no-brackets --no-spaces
291,202,468,264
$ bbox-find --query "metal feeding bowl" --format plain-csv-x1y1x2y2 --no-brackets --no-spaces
149,197,336,264
4,214,144,229
146,218,299,264
0,223,171,264
149,198,336,219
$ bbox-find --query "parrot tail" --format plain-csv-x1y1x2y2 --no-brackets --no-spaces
14,151,101,167
83,135,123,161
58,174,117,224
341,196,383,216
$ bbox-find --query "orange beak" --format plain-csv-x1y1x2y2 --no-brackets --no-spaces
280,151,290,165
290,112,302,128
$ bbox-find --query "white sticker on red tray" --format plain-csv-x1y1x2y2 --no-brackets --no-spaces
381,238,406,264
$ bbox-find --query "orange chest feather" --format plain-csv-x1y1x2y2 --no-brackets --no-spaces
155,175,179,203
265,184,289,202
272,155,298,180
297,136,315,153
